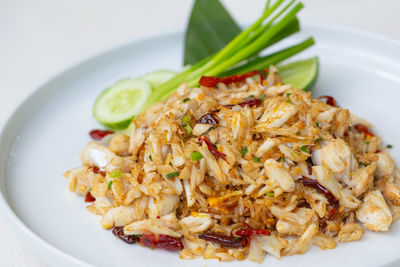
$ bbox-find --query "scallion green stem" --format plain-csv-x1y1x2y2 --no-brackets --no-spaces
139,0,313,114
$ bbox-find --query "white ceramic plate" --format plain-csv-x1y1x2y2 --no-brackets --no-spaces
1,23,400,267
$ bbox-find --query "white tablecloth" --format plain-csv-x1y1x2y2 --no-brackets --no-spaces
0,0,399,266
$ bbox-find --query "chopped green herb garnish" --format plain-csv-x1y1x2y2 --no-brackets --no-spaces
109,171,122,178
133,234,142,238
166,171,179,179
183,98,190,103
277,157,285,163
183,125,192,135
300,146,308,153
296,131,301,136
182,114,191,125
149,155,153,161
107,180,113,189
348,126,352,132
260,94,265,101
315,137,323,143
386,144,393,149
241,147,248,158
209,126,217,131
359,162,367,167
266,192,275,197
315,122,320,128
248,94,255,98
365,141,370,145
182,114,192,135
286,93,291,97
254,157,261,163
233,236,240,241
286,98,292,103
191,151,204,161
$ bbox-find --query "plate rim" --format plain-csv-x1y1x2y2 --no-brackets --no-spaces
0,23,399,267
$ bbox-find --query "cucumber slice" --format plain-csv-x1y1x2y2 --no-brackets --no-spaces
93,78,151,129
142,70,176,90
277,57,319,91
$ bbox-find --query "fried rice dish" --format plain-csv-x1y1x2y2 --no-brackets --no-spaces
64,67,400,263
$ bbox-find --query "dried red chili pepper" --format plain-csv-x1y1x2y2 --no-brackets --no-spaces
354,124,375,137
84,191,96,202
344,128,349,137
238,98,262,108
198,136,226,159
301,176,339,220
319,95,338,107
199,70,263,87
92,166,106,176
89,129,114,140
235,228,270,237
112,226,138,244
307,164,313,175
320,220,328,233
139,234,183,251
223,97,262,109
196,109,220,125
198,233,248,248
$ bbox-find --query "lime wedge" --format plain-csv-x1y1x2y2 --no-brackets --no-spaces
277,57,319,91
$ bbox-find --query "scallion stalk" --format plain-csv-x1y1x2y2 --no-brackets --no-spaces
140,0,312,114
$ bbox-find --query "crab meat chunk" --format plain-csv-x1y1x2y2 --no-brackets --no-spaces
356,190,392,231
81,141,132,173
264,159,295,192
312,139,357,186
255,102,298,131
147,195,179,218
375,152,396,179
124,218,181,237
179,214,214,233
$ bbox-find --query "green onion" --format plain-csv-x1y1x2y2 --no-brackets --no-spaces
191,151,204,161
296,131,301,136
149,155,153,161
241,147,248,158
166,172,179,179
286,98,292,103
254,157,261,163
138,0,312,113
183,125,192,135
300,146,308,153
315,122,320,128
365,141,370,145
386,144,393,149
110,171,122,178
183,98,190,103
315,137,323,143
277,156,285,162
249,94,255,98
107,180,113,189
182,114,191,125
286,92,291,97
182,114,192,135
348,126,352,132
260,94,265,101
133,234,142,238
359,162,367,167
266,192,275,197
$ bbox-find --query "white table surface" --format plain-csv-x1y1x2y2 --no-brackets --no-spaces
0,0,399,266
